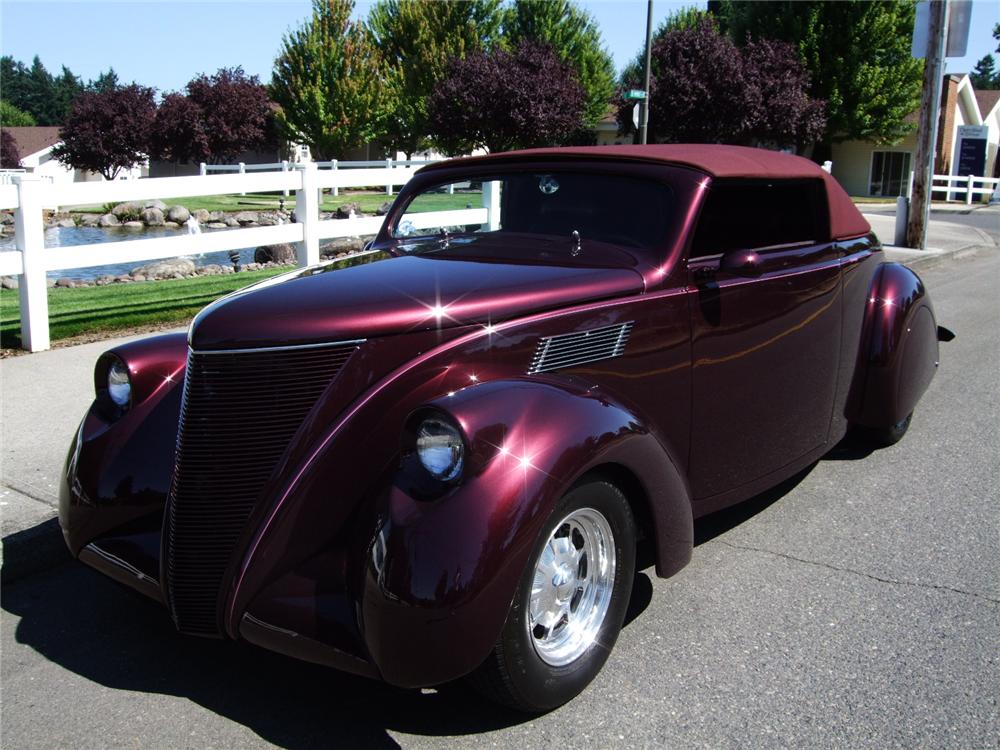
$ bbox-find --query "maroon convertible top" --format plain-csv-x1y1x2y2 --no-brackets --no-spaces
422,144,871,242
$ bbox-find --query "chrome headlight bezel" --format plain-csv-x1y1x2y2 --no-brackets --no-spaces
414,414,465,482
95,353,132,417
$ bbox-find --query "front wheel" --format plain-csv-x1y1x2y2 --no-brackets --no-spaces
470,480,636,712
858,411,913,447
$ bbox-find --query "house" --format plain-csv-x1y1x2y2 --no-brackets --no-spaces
831,74,1000,198
1,126,146,183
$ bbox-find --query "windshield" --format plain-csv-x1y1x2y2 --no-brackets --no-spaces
390,170,674,267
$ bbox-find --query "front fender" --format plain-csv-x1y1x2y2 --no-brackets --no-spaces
847,262,939,427
362,377,692,687
59,333,188,557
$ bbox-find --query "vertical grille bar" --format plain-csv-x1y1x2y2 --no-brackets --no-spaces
165,341,359,636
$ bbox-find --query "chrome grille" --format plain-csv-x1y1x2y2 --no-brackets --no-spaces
165,341,359,636
527,322,635,374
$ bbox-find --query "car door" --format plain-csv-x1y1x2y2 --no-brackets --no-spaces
686,179,842,501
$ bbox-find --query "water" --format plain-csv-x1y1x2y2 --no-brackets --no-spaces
0,225,263,281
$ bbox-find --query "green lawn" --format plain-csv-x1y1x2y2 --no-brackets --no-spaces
69,190,480,215
0,268,286,349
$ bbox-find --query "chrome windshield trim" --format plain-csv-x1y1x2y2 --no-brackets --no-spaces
189,339,366,356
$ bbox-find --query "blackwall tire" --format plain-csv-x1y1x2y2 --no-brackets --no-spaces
861,411,913,447
470,479,636,712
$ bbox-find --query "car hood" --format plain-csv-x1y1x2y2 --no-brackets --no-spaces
189,251,644,350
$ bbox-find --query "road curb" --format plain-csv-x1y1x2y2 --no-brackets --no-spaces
1,517,71,584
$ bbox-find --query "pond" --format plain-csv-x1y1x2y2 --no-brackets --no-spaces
0,225,266,281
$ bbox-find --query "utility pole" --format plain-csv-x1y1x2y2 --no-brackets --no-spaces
906,0,949,250
639,0,653,145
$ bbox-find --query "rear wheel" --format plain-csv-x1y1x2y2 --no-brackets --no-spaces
470,480,636,712
859,411,913,447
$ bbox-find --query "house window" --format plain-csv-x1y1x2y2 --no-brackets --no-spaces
869,151,912,197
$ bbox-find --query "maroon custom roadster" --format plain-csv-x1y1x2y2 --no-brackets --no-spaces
60,145,944,711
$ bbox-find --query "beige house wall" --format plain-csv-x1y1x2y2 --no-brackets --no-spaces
830,136,917,197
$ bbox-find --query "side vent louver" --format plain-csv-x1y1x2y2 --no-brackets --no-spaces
527,322,635,374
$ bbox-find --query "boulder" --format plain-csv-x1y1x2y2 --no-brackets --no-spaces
79,214,100,227
254,243,297,264
123,221,144,230
115,275,132,283
57,219,76,228
320,237,366,257
141,207,165,226
98,213,120,227
1,276,18,290
208,211,225,222
224,217,240,227
46,278,56,288
131,258,197,279
335,202,362,219
0,212,14,225
192,209,211,224
131,274,146,282
95,275,116,286
376,202,393,216
143,199,167,211
166,205,191,224
111,202,141,218
163,221,180,229
256,214,279,226
55,278,75,288
200,264,224,275
206,222,228,229
233,211,259,225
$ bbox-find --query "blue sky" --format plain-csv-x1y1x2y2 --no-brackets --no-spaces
1,0,998,95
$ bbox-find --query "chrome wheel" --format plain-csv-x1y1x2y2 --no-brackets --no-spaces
527,507,616,666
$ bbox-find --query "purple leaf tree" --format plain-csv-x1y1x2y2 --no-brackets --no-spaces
428,41,585,154
52,85,157,180
152,67,274,164
617,19,825,150
1,130,21,168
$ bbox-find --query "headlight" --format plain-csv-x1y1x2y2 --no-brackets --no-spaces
107,359,132,409
415,416,464,481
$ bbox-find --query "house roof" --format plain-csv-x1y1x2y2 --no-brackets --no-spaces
1,127,62,158
423,144,871,240
974,89,1000,120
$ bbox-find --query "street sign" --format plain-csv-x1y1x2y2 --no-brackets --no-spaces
632,103,640,130
912,0,972,58
957,125,989,177
624,89,646,101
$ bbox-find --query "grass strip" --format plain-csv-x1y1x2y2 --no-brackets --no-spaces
0,268,287,349
68,190,480,215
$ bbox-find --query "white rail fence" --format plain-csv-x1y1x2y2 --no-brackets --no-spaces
200,158,439,197
0,162,483,353
903,171,1000,204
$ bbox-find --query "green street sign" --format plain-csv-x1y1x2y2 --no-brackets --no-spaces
624,89,647,101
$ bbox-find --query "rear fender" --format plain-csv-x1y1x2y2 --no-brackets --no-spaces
847,263,939,428
362,377,693,687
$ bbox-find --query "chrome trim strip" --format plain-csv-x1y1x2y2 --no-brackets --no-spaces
84,543,158,585
189,339,366,356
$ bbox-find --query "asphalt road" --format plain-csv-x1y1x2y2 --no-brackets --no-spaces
2,250,997,749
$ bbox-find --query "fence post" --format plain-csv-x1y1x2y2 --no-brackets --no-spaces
13,174,49,352
385,157,394,196
966,174,974,206
331,160,339,197
483,179,501,231
281,160,289,197
907,170,915,201
238,162,246,196
296,162,320,268
199,162,207,177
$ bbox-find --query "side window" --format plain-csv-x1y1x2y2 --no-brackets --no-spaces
691,179,829,257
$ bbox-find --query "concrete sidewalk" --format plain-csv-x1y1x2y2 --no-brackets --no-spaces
1,216,996,582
